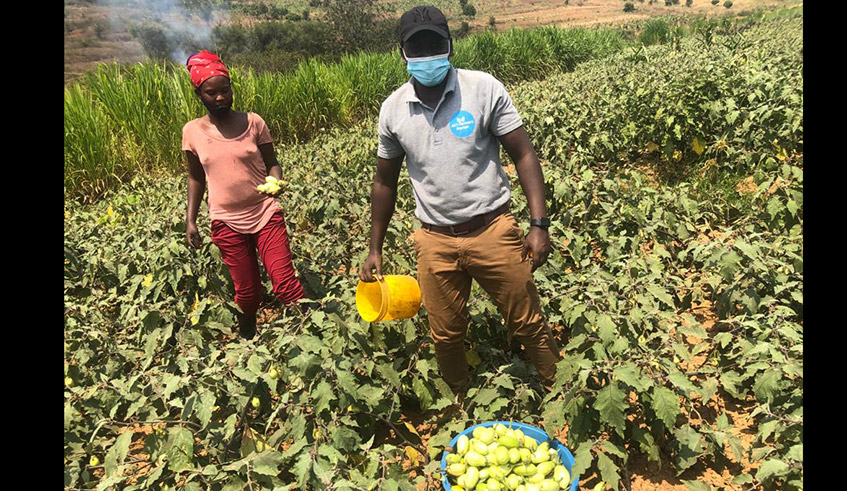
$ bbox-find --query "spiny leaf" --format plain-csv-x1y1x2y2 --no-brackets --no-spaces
104,430,133,477
651,386,680,429
682,480,712,491
596,451,621,490
292,451,313,487
647,284,676,309
755,459,790,482
166,427,195,473
753,369,782,403
570,442,595,478
594,383,628,437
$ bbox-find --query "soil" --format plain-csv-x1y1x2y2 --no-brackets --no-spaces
735,176,758,194
465,0,797,31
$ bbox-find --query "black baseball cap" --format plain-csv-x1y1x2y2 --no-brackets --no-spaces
397,6,450,43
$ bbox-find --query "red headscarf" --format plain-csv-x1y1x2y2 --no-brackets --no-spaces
186,50,230,89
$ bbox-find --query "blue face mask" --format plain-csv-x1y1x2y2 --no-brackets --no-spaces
403,45,451,87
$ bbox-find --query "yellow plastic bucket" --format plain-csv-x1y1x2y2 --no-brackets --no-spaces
356,275,422,322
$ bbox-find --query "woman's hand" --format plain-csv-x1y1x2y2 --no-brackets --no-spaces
257,176,284,197
257,186,282,198
186,221,202,249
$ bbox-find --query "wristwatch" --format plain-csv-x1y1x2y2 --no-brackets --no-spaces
530,217,551,230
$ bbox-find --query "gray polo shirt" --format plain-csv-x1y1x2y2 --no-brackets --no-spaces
377,67,523,226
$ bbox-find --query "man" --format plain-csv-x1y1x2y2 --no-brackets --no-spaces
359,6,560,394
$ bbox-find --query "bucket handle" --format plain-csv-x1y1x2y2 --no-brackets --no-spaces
376,276,391,322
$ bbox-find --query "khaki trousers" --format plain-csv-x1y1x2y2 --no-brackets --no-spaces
412,212,560,392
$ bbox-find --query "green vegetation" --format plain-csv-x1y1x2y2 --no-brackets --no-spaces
65,14,802,490
639,18,672,45
64,25,626,201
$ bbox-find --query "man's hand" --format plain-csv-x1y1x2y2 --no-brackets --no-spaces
521,227,551,272
186,221,202,249
360,250,384,282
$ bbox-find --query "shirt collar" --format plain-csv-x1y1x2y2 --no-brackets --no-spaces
403,66,458,104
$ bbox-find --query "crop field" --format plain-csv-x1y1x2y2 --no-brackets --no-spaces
64,9,802,491
64,24,625,201
63,0,798,83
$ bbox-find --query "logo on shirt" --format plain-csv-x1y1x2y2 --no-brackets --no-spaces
449,110,476,138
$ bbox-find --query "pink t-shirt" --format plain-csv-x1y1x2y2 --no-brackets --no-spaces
182,112,281,234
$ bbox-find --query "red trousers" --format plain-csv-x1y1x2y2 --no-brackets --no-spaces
210,211,306,317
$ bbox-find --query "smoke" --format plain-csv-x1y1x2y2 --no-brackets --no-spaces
96,0,230,63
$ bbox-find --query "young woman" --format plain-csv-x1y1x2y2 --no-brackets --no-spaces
182,50,306,339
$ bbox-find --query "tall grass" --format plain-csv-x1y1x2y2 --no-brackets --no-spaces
639,18,672,46
65,26,625,202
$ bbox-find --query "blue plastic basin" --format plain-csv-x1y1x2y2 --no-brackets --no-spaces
439,421,579,491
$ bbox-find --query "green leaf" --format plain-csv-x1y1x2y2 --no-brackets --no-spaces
232,366,258,383
596,314,617,345
755,459,790,482
712,413,730,432
570,443,595,478
312,380,335,415
720,371,746,399
651,386,680,429
753,369,782,403
104,430,133,477
682,480,712,491
786,444,803,462
247,353,264,375
718,250,742,280
292,451,313,487
320,441,346,464
594,383,627,437
196,389,216,428
542,399,565,436
416,359,433,379
358,384,386,408
279,435,307,460
633,426,660,463
375,362,401,389
64,404,79,431
647,284,676,309
166,427,195,473
412,377,434,410
726,435,745,463
614,363,650,392
767,197,784,220
677,323,708,339
330,425,361,452
596,451,621,490
731,474,753,485
602,441,627,462
251,451,284,477
472,387,499,407
240,427,258,458
668,372,699,396
734,240,758,259
95,475,127,491
673,425,704,473
698,377,719,403
313,454,334,485
758,420,780,442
